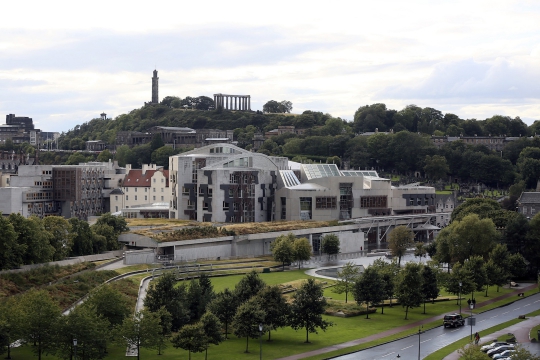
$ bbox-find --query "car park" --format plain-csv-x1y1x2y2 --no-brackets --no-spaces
443,313,465,328
487,344,515,357
481,341,510,352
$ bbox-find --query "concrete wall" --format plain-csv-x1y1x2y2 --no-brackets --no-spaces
124,249,155,265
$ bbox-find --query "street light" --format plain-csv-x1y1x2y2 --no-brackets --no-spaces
417,326,423,360
73,338,77,360
259,323,263,360
468,298,476,341
459,281,462,314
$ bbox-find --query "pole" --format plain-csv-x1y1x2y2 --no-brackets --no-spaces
459,282,462,314
418,327,422,360
259,323,263,360
470,304,473,341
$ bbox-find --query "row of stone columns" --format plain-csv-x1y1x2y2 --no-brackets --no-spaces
213,94,251,111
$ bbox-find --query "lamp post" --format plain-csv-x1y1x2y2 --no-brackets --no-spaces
459,281,462,314
73,338,77,360
418,326,423,360
259,323,263,360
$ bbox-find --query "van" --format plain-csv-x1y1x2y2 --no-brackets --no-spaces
443,313,464,328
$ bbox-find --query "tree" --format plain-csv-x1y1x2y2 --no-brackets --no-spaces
144,273,190,331
20,289,62,360
43,216,72,261
289,279,332,343
394,262,423,319
96,149,113,162
263,100,292,113
321,234,340,257
9,214,55,265
234,270,266,304
293,237,312,269
115,145,132,167
484,260,507,295
451,198,501,223
171,323,206,360
65,152,87,165
370,258,399,312
420,265,439,313
414,242,427,263
457,343,490,359
154,307,172,356
333,262,360,303
151,146,177,168
0,297,23,359
150,133,165,151
0,214,23,270
388,226,414,266
199,311,223,360
505,343,540,360
255,286,289,341
114,310,162,360
85,285,131,328
353,266,385,319
445,262,475,305
463,256,488,301
423,155,449,180
54,305,109,360
232,298,266,353
270,234,295,270
208,288,237,339
435,214,497,266
69,218,94,256
508,252,528,280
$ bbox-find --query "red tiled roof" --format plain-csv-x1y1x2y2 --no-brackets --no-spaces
123,169,169,188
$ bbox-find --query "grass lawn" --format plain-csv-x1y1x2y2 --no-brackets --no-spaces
436,190,453,194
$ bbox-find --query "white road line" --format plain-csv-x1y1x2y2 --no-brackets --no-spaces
524,304,531,307
381,352,395,357
421,339,431,344
502,311,509,315
451,329,460,332
401,345,413,350
437,334,446,337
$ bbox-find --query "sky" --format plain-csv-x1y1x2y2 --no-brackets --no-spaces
1,0,539,133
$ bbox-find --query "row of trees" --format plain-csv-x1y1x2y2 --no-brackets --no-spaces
142,270,331,357
0,284,133,360
0,213,128,270
270,233,341,270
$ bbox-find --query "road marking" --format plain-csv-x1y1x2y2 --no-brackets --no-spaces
451,329,460,332
421,339,431,344
437,334,446,337
524,304,531,307
381,352,395,357
502,311,509,315
479,320,485,323
490,316,498,319
401,345,413,350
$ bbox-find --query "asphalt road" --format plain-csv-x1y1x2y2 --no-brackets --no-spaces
333,292,540,360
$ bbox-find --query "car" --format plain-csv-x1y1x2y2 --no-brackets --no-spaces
481,341,510,352
492,350,515,359
487,344,515,357
443,313,465,328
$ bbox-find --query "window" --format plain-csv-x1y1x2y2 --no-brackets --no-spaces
145,196,147,201
203,202,209,210
161,188,164,192
360,196,387,208
153,188,156,192
135,195,137,201
145,188,147,192
208,188,213,197
115,206,118,212
161,178,164,183
126,188,129,192
153,196,156,201
523,207,527,214
161,196,164,201
115,196,118,200
187,200,195,209
153,178,156,183
182,186,189,195
126,195,129,200
223,201,229,210
135,188,137,192
316,197,337,209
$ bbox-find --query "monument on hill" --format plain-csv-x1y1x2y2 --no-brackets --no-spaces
152,69,159,104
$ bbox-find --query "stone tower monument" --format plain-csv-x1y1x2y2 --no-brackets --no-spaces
151,69,159,104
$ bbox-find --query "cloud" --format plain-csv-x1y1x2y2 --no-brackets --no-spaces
379,58,540,101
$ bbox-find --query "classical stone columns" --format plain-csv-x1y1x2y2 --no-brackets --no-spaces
213,94,251,111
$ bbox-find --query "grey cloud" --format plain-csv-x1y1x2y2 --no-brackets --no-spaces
0,27,344,72
379,58,540,101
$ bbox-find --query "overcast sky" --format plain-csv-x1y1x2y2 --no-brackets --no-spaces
1,0,539,132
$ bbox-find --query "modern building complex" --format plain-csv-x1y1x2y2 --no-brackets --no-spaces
0,161,125,219
169,143,437,223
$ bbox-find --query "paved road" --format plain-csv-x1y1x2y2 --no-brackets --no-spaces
333,292,540,360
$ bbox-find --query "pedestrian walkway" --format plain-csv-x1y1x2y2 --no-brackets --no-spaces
276,283,538,360
442,315,540,360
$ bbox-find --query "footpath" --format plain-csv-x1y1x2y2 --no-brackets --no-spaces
277,284,539,360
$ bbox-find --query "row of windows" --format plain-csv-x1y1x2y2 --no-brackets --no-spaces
125,195,165,201
315,197,337,209
360,196,388,208
26,192,53,200
124,187,166,193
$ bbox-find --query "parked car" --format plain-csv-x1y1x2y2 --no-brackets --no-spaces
443,313,465,328
481,341,510,352
487,344,515,357
492,350,515,359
